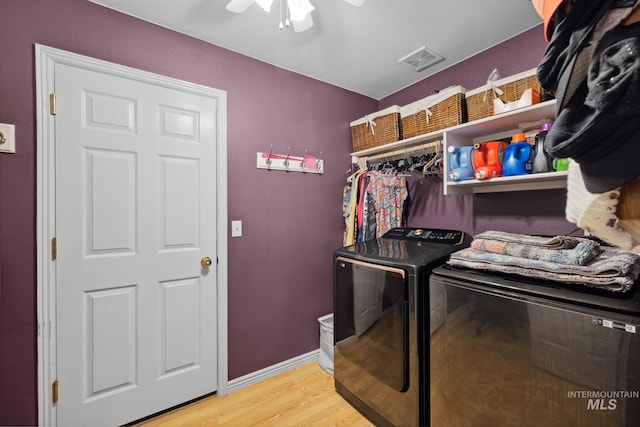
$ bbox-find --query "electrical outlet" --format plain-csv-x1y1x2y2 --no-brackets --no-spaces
0,123,16,154
231,220,243,237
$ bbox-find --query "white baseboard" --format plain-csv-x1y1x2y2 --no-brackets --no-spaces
226,349,320,394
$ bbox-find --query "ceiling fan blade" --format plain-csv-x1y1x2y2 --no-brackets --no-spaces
226,0,255,13
343,0,365,6
255,0,274,12
292,13,313,32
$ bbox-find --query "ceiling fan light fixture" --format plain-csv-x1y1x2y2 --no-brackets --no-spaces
287,0,315,22
398,46,444,72
292,12,313,32
226,0,364,32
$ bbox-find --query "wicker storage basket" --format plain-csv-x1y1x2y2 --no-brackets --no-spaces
465,69,553,122
350,105,402,152
400,86,466,138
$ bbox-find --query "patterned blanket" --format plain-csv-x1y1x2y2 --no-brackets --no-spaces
470,230,601,266
448,231,640,293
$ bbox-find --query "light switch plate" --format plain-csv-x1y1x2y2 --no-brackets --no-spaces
0,123,16,154
231,220,243,237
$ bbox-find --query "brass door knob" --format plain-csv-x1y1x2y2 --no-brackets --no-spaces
201,256,213,269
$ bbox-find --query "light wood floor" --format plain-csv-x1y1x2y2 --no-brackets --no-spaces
135,363,374,427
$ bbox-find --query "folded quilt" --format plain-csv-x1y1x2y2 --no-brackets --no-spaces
448,246,640,293
472,230,593,249
471,230,601,266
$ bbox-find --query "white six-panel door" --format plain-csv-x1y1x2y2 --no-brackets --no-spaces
54,60,219,426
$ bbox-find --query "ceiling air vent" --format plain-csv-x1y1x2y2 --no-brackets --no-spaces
398,46,444,72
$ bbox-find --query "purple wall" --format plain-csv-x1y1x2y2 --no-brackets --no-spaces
0,1,374,424
381,27,572,237
0,2,570,424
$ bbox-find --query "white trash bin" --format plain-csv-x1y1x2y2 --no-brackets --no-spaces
318,314,334,375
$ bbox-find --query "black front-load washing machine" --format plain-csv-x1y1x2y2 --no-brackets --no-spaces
429,264,640,427
333,227,470,426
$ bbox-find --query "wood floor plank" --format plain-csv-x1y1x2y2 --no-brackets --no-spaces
135,363,374,427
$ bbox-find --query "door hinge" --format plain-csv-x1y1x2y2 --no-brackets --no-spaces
49,93,57,116
52,380,59,404
51,237,57,261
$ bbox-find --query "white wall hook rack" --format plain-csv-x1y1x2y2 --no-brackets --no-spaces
256,147,324,174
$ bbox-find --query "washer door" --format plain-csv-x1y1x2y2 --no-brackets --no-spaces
334,257,409,392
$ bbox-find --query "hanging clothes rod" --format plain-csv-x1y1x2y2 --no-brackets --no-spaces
360,140,442,167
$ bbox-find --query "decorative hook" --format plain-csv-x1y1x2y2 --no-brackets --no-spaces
266,145,273,168
300,149,308,170
283,147,291,169
316,151,323,171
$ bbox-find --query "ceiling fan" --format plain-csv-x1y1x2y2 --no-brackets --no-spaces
226,0,366,32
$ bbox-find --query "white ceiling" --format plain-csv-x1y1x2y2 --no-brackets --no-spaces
88,0,542,100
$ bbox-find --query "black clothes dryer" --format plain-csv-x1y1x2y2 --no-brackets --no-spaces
333,227,470,426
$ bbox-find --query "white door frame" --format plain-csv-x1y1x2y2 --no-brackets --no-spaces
35,44,229,426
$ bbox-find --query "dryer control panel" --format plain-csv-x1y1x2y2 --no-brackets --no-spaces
383,227,467,245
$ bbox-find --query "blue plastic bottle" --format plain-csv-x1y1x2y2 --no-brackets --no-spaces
447,146,475,181
502,133,532,177
532,121,554,173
